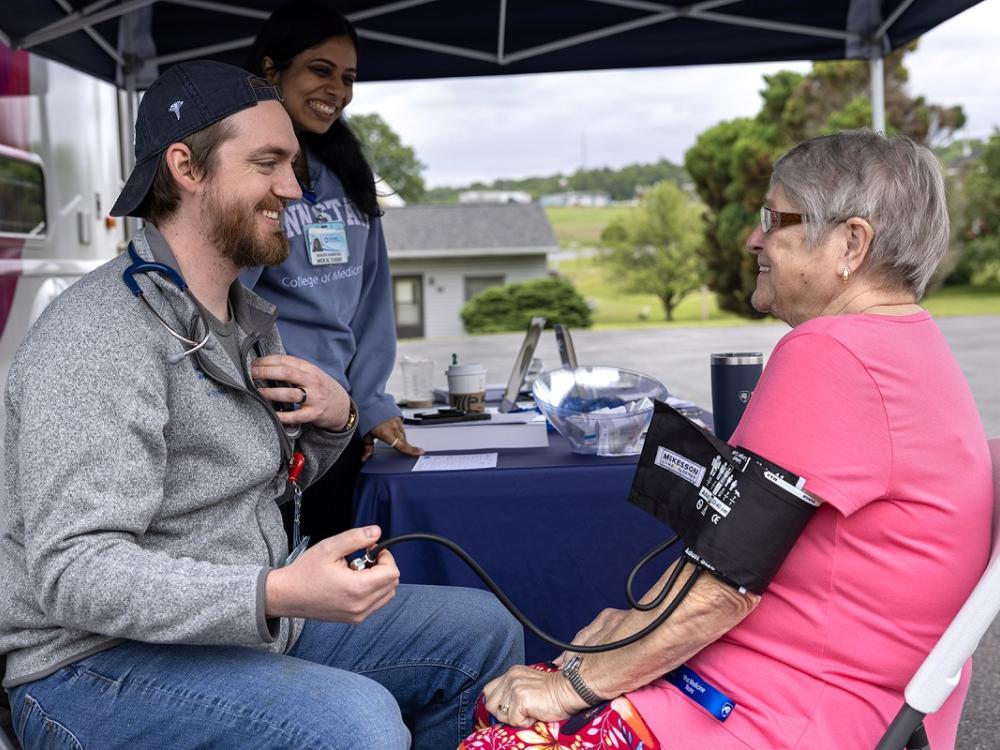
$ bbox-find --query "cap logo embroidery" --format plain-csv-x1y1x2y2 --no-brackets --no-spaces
168,100,184,120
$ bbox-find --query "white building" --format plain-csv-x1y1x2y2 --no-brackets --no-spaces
382,203,557,339
539,190,611,207
458,189,532,205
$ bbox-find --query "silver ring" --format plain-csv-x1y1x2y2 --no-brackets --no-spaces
297,387,307,405
389,437,400,448
498,703,510,714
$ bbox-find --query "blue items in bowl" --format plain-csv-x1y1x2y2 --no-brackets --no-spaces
531,366,669,455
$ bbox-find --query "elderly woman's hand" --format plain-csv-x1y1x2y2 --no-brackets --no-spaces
251,354,353,431
482,664,590,728
553,607,630,668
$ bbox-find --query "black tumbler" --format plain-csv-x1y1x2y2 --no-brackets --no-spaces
710,352,763,441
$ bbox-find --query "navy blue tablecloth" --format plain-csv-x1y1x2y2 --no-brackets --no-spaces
352,430,682,664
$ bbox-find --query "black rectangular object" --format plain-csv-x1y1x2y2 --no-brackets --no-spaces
628,401,818,594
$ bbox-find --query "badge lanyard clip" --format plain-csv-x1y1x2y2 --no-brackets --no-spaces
301,186,332,222
285,450,309,565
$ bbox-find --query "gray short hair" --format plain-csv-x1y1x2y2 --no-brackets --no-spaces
770,130,949,298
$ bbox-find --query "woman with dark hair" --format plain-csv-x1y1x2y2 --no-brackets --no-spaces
243,0,422,543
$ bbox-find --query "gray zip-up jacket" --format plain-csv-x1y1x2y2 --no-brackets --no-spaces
0,228,353,687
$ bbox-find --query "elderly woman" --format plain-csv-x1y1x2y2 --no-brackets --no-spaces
461,131,993,750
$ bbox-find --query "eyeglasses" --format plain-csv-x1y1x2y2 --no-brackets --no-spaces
760,205,805,234
760,205,851,235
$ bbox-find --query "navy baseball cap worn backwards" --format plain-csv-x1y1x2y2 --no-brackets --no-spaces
111,60,282,217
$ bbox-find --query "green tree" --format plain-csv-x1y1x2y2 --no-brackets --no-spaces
347,112,426,203
685,119,778,316
954,130,1000,285
782,49,964,146
461,277,592,333
685,43,966,317
599,181,704,321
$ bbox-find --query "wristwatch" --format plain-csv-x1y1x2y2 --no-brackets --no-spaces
332,400,358,433
562,655,603,707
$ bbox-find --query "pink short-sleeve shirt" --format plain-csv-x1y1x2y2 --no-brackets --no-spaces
628,312,992,749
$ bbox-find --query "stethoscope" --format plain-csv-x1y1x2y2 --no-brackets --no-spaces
121,243,297,436
123,241,309,548
122,243,215,365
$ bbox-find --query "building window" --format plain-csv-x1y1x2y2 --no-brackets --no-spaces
0,154,46,236
464,275,505,301
393,275,424,338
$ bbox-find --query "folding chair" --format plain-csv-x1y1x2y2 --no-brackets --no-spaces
876,437,1000,750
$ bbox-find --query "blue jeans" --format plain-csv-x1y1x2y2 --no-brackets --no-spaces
6,584,523,749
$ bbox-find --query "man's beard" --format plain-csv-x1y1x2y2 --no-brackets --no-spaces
205,185,289,269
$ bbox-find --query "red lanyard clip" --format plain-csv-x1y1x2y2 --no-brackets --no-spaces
288,450,306,486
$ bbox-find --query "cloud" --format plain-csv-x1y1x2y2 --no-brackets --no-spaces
904,2,1000,141
349,1,1000,187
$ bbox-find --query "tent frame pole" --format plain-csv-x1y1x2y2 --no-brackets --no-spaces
869,51,885,132
18,0,153,51
121,68,139,237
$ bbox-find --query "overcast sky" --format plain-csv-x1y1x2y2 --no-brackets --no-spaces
349,0,1000,188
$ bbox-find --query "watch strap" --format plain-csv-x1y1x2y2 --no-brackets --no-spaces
331,400,358,434
562,655,603,707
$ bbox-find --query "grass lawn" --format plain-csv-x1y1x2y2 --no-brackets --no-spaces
555,256,1000,328
922,284,1000,317
546,207,1000,325
555,257,749,327
544,205,638,246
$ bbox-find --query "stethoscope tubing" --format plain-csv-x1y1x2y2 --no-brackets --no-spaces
123,244,212,359
135,294,212,355
124,244,697,650
360,532,700,653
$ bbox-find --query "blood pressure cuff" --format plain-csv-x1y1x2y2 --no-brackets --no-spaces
629,400,819,594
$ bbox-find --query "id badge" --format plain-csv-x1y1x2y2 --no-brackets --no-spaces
305,221,349,265
284,536,309,566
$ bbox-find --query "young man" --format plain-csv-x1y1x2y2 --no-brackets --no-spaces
0,61,521,749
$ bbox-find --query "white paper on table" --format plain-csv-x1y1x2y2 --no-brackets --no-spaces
412,453,499,472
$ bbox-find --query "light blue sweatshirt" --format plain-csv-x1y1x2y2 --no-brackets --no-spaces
242,151,399,435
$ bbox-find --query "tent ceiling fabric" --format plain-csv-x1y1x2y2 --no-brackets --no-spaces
0,0,985,88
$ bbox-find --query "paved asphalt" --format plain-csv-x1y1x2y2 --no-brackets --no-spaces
392,315,1000,749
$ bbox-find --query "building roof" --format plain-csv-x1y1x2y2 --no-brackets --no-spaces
382,203,557,258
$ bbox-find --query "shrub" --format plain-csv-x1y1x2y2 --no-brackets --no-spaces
460,277,592,333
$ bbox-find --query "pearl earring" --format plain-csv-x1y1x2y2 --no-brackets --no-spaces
842,267,850,284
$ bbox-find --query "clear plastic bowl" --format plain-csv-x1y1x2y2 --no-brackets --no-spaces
531,366,669,455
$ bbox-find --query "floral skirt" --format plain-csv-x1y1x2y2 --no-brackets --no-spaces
459,663,661,750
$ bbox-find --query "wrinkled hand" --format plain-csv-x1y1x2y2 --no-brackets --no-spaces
482,664,588,728
264,526,399,623
553,607,630,668
251,354,351,431
363,417,423,461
